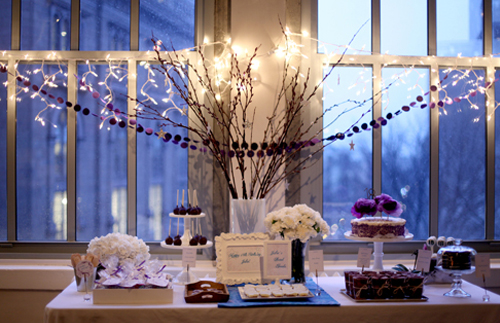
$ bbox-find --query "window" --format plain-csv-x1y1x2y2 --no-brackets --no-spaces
1,0,198,253
16,64,68,241
80,0,130,51
135,63,188,241
76,64,129,241
139,0,195,51
318,0,498,247
21,0,71,51
437,0,483,57
382,68,430,240
0,1,11,50
322,67,373,240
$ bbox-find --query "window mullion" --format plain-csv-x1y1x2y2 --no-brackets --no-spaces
372,63,382,196
371,0,380,54
71,0,80,50
131,0,139,51
67,61,77,241
484,0,492,57
127,59,137,236
427,0,436,56
485,0,494,240
11,0,20,50
486,66,495,240
429,64,439,237
7,59,17,241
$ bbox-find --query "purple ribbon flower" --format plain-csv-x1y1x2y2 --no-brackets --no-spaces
351,198,378,218
375,193,403,217
351,193,403,218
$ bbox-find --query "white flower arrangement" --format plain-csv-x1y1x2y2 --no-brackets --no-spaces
87,232,150,265
264,204,330,243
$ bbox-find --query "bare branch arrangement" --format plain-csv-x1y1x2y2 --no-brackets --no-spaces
125,25,410,200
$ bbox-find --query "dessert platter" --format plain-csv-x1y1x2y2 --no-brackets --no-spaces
344,216,413,270
238,283,314,301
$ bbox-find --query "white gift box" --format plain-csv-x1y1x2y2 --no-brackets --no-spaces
93,287,173,304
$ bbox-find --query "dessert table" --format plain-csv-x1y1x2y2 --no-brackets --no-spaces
44,277,500,323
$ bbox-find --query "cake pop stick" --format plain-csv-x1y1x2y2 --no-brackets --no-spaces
177,217,180,236
174,190,180,214
168,218,171,237
179,189,187,215
187,189,193,214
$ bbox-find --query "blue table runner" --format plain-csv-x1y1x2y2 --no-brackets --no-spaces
218,279,340,308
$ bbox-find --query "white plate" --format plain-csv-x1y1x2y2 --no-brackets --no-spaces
344,231,413,242
160,240,213,249
169,212,206,219
237,286,314,301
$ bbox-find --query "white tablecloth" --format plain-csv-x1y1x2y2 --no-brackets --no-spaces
45,277,500,323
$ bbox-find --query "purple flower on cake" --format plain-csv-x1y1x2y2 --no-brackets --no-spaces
375,194,403,217
351,193,403,218
351,198,378,219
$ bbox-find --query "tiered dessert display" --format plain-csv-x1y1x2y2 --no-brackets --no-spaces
436,239,476,298
344,193,413,271
160,190,212,284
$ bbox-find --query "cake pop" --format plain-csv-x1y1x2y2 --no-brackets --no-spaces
165,218,173,244
173,190,180,215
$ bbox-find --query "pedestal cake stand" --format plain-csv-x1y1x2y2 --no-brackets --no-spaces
436,266,476,298
160,213,212,284
344,231,414,271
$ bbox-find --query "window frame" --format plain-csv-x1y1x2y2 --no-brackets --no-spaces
3,0,500,259
1,0,214,258
302,0,500,254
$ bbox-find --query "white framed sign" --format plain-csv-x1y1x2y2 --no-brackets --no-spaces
308,249,325,273
182,248,197,268
357,247,372,268
263,240,291,280
215,232,270,284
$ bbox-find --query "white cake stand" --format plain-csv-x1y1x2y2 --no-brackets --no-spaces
160,212,212,284
344,231,414,271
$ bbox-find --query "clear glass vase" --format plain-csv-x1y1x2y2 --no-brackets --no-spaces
230,198,266,234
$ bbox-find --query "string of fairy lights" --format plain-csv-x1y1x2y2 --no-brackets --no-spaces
1,27,497,158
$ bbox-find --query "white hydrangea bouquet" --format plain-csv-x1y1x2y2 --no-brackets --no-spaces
264,204,330,242
87,232,150,265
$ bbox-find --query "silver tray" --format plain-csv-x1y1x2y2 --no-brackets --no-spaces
340,289,428,302
238,287,314,301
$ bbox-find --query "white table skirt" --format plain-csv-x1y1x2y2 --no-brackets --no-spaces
45,277,500,323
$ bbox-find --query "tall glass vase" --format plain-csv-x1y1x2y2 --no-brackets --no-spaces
230,199,266,234
291,239,308,283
